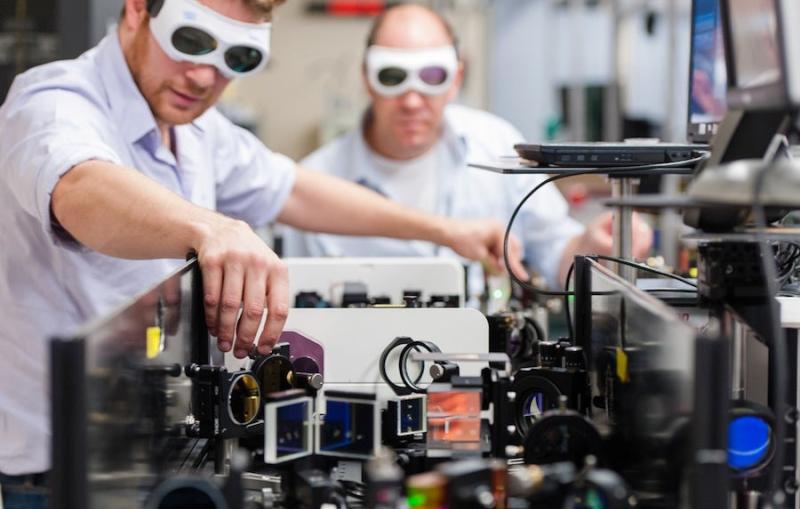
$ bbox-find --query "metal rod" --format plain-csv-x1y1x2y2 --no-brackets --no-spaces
612,177,636,283
215,439,234,476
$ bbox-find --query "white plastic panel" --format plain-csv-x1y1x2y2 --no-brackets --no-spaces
285,257,465,307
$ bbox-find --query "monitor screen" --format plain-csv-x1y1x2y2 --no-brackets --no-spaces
728,0,781,89
688,0,728,141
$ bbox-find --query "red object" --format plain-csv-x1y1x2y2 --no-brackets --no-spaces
566,183,589,207
327,0,386,16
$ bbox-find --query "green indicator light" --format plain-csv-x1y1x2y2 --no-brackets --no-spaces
407,493,427,507
585,489,604,509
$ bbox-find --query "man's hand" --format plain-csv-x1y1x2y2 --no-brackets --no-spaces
196,217,289,359
581,211,653,259
558,211,653,284
442,218,529,280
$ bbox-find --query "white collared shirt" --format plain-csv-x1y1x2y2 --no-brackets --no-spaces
0,30,296,474
283,104,584,296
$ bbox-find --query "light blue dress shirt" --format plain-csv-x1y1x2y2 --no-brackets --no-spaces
0,30,296,474
283,104,584,296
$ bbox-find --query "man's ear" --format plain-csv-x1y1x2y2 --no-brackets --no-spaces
121,0,149,31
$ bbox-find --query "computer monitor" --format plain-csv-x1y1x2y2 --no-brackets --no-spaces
718,0,800,109
688,0,729,143
684,0,797,230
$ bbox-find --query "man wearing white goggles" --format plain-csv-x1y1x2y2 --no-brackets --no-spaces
0,0,528,501
148,0,272,78
365,45,459,97
286,4,652,298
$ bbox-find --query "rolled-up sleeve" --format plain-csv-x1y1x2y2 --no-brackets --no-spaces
0,88,122,238
213,118,297,228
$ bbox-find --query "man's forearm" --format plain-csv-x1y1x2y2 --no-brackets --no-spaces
51,160,224,259
277,166,450,244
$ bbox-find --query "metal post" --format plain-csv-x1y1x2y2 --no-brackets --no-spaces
612,177,636,283
603,0,622,141
569,0,586,141
215,439,234,476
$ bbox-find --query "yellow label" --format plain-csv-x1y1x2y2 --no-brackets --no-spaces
146,326,162,359
616,347,630,383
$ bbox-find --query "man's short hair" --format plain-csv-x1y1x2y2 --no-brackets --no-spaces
122,0,286,21
365,5,459,56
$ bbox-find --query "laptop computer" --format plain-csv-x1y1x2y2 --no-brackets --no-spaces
513,142,707,167
513,0,726,168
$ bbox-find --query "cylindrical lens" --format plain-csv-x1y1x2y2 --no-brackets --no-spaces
224,46,263,73
171,27,217,56
418,66,448,85
377,67,408,87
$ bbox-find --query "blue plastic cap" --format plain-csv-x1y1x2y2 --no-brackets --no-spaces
728,415,771,470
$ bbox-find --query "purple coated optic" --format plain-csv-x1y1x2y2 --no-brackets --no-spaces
419,66,448,85
278,330,324,376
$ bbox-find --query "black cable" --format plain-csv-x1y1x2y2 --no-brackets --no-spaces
562,257,697,341
502,154,709,297
564,261,575,340
590,255,698,288
752,162,788,505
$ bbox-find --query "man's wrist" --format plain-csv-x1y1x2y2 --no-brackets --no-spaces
187,209,226,254
425,215,453,247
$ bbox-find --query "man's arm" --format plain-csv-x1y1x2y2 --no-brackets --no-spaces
52,160,288,359
278,166,528,277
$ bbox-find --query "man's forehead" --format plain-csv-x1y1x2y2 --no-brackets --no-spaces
196,0,266,24
373,10,453,49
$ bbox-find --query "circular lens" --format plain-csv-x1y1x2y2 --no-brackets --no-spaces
377,67,408,87
419,66,448,86
228,373,260,425
148,478,228,509
523,391,546,420
158,487,219,509
224,46,263,73
171,27,217,56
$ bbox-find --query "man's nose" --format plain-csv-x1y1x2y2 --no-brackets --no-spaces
185,64,220,90
400,89,426,109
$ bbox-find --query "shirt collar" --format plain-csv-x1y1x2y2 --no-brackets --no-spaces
95,26,208,146
96,27,159,145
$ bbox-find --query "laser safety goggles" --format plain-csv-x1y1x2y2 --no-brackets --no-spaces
149,0,271,79
365,45,458,97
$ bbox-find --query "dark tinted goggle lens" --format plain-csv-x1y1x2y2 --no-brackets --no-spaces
224,46,264,73
172,26,217,55
419,66,448,85
377,67,408,87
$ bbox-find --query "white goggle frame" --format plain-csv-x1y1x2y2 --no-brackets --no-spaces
149,0,272,79
365,45,459,97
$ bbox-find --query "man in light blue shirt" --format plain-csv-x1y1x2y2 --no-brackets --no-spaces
0,0,526,498
284,5,653,296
